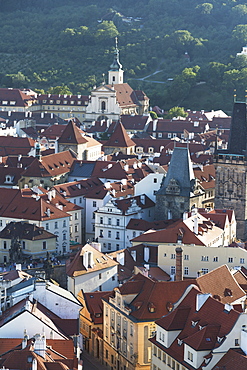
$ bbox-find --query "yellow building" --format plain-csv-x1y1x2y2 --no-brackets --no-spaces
0,221,56,263
102,274,197,370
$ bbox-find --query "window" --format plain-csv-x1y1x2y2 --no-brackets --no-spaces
132,231,136,238
100,229,103,237
108,243,111,250
116,231,120,239
188,351,193,362
228,257,233,263
170,266,176,275
100,217,103,224
111,355,114,364
22,241,25,249
201,256,209,261
45,223,49,230
3,241,7,249
116,219,120,226
92,213,95,219
240,258,245,264
171,253,175,259
63,233,66,241
213,256,218,262
184,254,189,260
63,220,66,227
75,225,78,232
163,353,166,363
168,133,172,138
108,230,111,238
235,338,239,346
54,221,58,229
93,201,97,207
154,178,157,183
108,218,112,225
106,349,108,359
99,273,102,279
184,267,189,275
112,275,115,281
75,213,78,220
202,268,209,274
158,349,161,359
43,241,47,250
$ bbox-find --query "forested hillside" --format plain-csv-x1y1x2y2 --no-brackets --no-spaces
0,0,247,112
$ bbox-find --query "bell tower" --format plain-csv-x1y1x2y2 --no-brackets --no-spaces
108,37,124,85
214,101,247,241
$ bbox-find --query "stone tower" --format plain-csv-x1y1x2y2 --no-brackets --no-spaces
214,101,247,241
155,146,204,220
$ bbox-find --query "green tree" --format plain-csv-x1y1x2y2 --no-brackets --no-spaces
196,3,213,15
48,85,72,95
166,106,188,119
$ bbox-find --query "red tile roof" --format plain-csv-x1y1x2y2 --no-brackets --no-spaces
0,136,35,156
212,348,247,369
104,121,135,148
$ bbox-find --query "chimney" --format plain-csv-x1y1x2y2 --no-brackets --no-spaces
34,332,46,359
22,329,29,349
175,247,183,281
193,216,198,234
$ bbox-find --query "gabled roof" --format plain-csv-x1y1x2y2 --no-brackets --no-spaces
79,290,112,325
155,286,240,353
196,265,245,305
21,150,76,178
0,221,56,241
0,88,35,107
66,243,118,277
0,136,35,156
104,121,136,148
105,83,140,108
212,348,247,369
57,121,88,145
111,273,197,320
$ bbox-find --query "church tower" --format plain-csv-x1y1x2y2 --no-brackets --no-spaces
108,37,124,85
215,101,247,241
155,146,204,220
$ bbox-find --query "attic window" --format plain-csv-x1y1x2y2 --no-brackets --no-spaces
95,313,101,318
148,302,156,313
224,288,232,297
177,339,183,346
206,337,211,342
191,320,198,327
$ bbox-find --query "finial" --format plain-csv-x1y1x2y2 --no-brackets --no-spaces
102,73,105,85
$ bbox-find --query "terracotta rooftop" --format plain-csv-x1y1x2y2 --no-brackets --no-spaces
104,121,136,148
66,243,118,277
212,348,247,369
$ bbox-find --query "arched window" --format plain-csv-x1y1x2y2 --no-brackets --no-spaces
101,101,106,112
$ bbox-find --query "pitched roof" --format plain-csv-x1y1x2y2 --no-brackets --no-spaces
155,286,240,353
0,136,35,156
212,348,247,369
21,150,76,178
104,121,135,148
66,243,118,277
57,121,88,145
196,265,246,305
113,274,197,320
0,221,56,241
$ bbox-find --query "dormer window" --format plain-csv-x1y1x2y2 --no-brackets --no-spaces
5,175,13,184
148,302,156,313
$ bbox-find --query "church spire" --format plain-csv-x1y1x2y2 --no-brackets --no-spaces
108,37,124,85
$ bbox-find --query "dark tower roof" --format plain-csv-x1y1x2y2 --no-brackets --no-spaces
227,102,247,155
109,37,123,72
157,146,195,197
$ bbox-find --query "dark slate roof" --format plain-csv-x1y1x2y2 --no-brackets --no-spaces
157,146,195,196
227,102,247,155
69,161,96,178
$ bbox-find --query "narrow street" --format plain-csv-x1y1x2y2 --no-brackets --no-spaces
81,351,109,370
